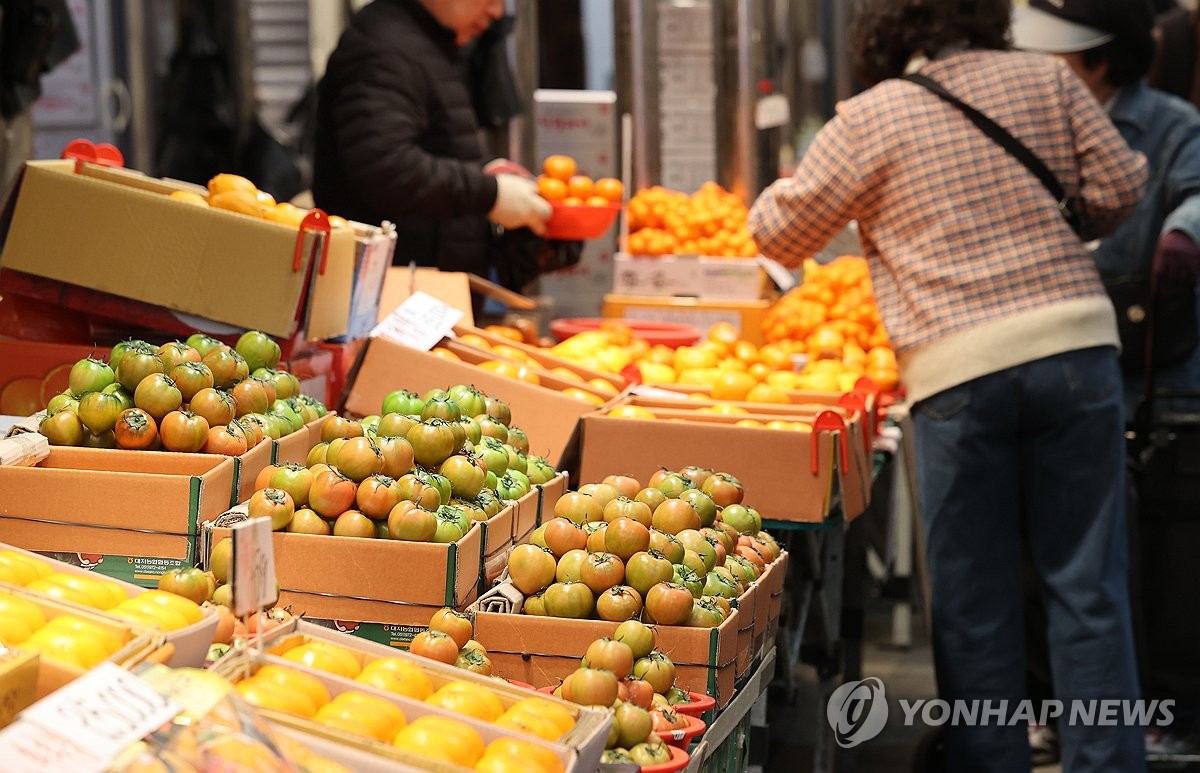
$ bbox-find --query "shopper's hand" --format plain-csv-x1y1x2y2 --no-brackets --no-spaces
484,158,534,178
489,174,552,236
1154,230,1200,293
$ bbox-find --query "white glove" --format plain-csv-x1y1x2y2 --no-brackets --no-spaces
489,174,552,235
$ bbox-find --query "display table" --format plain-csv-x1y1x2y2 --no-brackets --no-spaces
684,648,776,772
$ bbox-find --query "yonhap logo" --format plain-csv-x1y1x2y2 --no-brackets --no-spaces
827,678,889,748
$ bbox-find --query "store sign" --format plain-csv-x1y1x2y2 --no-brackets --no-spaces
0,663,180,773
231,516,277,617
371,291,464,351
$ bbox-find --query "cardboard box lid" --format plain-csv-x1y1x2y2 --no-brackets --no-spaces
378,267,475,327
0,161,355,339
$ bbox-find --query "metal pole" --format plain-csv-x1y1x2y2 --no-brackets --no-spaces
122,0,153,172
510,0,539,169
620,0,659,192
733,0,756,203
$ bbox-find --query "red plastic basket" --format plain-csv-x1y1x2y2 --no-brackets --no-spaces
670,691,717,718
545,202,621,240
657,712,706,748
639,745,690,773
505,679,537,691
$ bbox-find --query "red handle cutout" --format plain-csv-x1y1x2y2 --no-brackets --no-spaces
294,208,332,274
811,410,850,475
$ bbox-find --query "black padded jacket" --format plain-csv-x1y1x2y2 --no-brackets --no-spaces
312,0,499,273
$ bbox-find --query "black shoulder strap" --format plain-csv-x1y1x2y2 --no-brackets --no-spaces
901,72,1070,207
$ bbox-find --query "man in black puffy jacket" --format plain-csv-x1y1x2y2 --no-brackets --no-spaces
312,0,550,276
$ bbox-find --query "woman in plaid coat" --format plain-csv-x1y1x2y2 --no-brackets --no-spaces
751,0,1148,770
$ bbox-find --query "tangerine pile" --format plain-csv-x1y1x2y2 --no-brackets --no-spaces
168,173,351,230
761,256,899,391
537,154,623,207
625,182,758,258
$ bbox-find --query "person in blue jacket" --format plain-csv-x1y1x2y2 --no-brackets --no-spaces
1016,0,1200,416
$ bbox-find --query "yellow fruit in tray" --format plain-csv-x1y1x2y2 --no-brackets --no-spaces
42,573,125,610
266,202,307,227
135,590,204,625
282,641,362,680
207,173,257,196
589,378,619,396
236,678,319,718
745,383,789,404
425,681,505,722
168,190,208,206
111,601,188,632
25,578,92,607
459,334,493,351
209,189,269,218
0,553,48,585
357,658,433,700
710,371,756,402
608,405,656,420
0,594,48,632
561,387,605,405
24,621,114,668
328,215,351,229
317,691,407,742
637,362,676,385
507,697,576,734
41,616,123,655
253,665,331,709
0,615,35,644
549,367,585,383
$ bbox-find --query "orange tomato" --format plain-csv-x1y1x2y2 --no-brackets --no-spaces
537,175,567,201
542,155,578,182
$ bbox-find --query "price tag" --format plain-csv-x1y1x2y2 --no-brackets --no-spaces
629,385,688,400
371,291,464,351
231,516,277,617
0,663,180,773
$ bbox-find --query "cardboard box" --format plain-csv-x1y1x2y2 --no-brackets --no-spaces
271,415,330,469
0,339,94,416
207,520,482,616
613,253,770,300
0,541,218,668
473,609,741,707
343,337,591,468
0,448,238,583
733,582,758,679
578,397,870,522
480,504,516,589
0,649,38,729
602,294,772,345
378,267,475,326
0,161,357,340
452,324,626,392
437,339,611,402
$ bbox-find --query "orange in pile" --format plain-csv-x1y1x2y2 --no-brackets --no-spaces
537,155,623,207
168,173,350,230
624,182,759,258
761,256,899,391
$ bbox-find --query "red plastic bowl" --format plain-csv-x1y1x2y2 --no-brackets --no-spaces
549,318,701,348
658,713,706,748
506,679,537,691
545,202,621,240
536,684,558,695
639,745,690,773
670,691,717,718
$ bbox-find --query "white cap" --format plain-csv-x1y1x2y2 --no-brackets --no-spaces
1011,3,1116,54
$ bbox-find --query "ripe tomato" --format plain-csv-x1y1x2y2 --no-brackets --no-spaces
583,637,634,679
333,510,376,538
439,454,486,499
113,408,158,450
288,508,332,535
429,607,474,649
652,499,701,535
554,491,603,525
77,390,124,434
235,330,281,372
204,423,248,456
309,468,358,518
330,436,383,482
555,549,588,583
542,581,595,619
508,544,558,596
418,469,453,506
68,357,116,396
651,706,689,733
483,394,512,426
321,415,364,442
476,414,509,444
454,647,494,676
623,551,674,597
634,486,668,512
702,472,744,506
395,473,442,510
623,677,655,709
202,347,248,389
679,488,718,528
564,667,618,707
605,517,651,561
356,474,402,519
381,500,432,540
409,629,459,664
604,497,652,527
230,378,268,417
644,582,694,625
406,420,458,468
248,488,295,530
596,585,643,622
159,410,210,453
602,474,641,499
432,507,468,543
156,341,201,371
580,552,625,595
543,517,587,558
267,463,313,507
649,528,686,564
189,387,236,426
115,349,165,393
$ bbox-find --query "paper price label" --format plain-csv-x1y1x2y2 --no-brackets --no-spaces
232,516,277,617
0,663,180,773
371,290,464,351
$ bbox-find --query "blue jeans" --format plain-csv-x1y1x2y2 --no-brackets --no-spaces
913,347,1144,772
